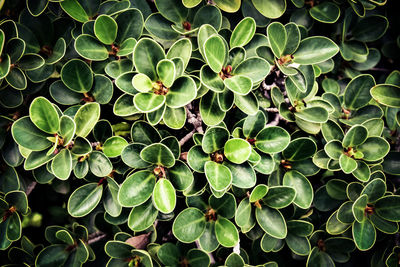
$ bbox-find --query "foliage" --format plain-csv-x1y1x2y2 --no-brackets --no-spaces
0,0,399,266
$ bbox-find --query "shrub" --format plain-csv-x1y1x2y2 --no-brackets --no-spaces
0,0,399,266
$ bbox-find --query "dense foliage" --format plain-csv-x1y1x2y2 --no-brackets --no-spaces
0,0,399,266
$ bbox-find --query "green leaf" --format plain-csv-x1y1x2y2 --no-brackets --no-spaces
357,137,390,161
60,0,89,22
51,149,72,180
0,54,10,79
232,57,270,83
256,205,287,239
128,199,158,231
11,116,51,151
118,170,156,207
344,74,375,110
133,38,165,81
204,35,226,73
215,217,239,247
361,178,386,203
307,247,335,267
202,126,229,154
249,184,269,203
157,59,175,88
339,154,357,174
187,145,210,173
94,15,118,44
182,0,202,8
163,106,186,129
251,0,286,19
230,17,256,48
283,137,317,161
172,208,206,243
263,186,296,209
370,84,400,108
283,170,313,209
255,126,290,153
167,38,192,69
75,34,108,61
35,244,69,267
375,196,400,222
342,125,368,148
87,151,112,178
134,93,165,113
353,15,388,42
243,110,267,138
292,37,339,65
286,234,311,256
155,0,188,24
294,107,328,123
153,178,176,213
200,91,225,126
131,120,161,145
352,218,376,251
67,183,103,217
168,160,193,191
214,0,241,12
61,59,93,93
29,97,60,134
74,102,100,138
224,138,251,164
166,76,197,108
204,161,232,191
309,2,340,23
140,143,175,168
224,75,253,95
352,194,367,223
234,92,259,115
223,161,256,189
267,22,287,58
103,136,128,158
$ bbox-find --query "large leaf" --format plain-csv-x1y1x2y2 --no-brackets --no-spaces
224,138,251,164
215,217,239,247
153,179,176,213
370,84,400,108
172,208,206,243
251,0,286,19
255,126,290,153
61,59,93,93
94,15,118,45
230,17,256,48
375,196,400,222
29,97,60,134
344,74,375,110
267,22,287,58
352,218,376,251
140,143,175,168
67,183,103,217
204,161,232,192
11,116,51,151
133,38,165,81
283,170,313,209
256,205,287,239
204,35,226,73
51,149,72,180
74,102,100,138
292,37,339,65
118,170,156,207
